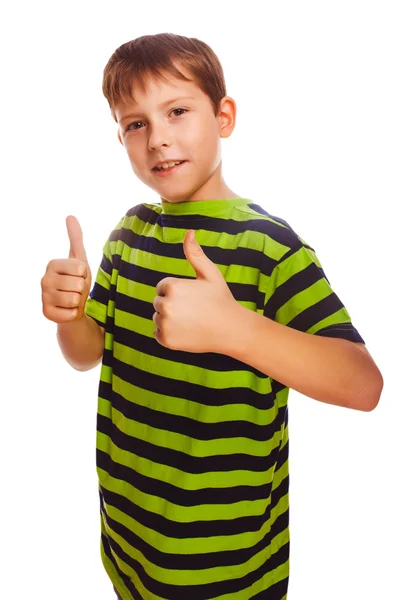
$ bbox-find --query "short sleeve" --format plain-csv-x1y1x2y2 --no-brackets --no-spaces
84,217,124,327
264,240,365,344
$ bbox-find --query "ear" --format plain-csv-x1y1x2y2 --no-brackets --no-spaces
218,96,236,139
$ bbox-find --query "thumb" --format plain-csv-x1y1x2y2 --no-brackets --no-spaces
66,215,88,263
183,230,222,282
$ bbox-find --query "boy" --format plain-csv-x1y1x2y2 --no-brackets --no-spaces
41,33,383,600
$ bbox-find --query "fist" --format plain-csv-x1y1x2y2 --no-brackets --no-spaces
41,216,92,323
153,230,239,354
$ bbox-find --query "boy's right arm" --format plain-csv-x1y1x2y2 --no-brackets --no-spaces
41,215,105,372
56,316,105,372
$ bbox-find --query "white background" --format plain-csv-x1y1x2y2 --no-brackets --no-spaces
1,1,399,598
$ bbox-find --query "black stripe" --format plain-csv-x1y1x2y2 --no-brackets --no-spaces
89,282,109,306
113,227,277,274
98,381,286,442
97,413,283,473
100,490,289,572
264,261,327,320
115,261,262,304
247,203,294,232
97,278,264,312
103,521,289,600
112,324,268,376
101,352,273,411
101,532,142,600
126,204,143,219
315,323,365,343
99,471,289,539
275,436,289,472
288,292,346,332
89,315,107,327
97,447,289,510
113,279,265,313
271,378,288,396
251,575,289,599
117,202,301,257
100,253,113,276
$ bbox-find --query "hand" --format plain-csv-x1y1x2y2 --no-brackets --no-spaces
153,230,239,353
41,216,92,323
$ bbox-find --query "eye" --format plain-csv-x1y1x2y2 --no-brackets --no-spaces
125,108,187,133
126,121,144,132
171,108,187,117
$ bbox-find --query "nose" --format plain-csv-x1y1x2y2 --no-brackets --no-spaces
148,120,171,151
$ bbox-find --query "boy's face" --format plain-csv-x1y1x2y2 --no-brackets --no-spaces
114,64,235,203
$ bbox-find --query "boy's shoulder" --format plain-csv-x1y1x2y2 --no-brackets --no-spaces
111,199,310,258
234,200,313,255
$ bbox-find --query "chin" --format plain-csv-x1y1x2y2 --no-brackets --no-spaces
157,187,196,203
160,195,189,203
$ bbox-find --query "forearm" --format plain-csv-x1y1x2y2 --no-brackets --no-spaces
57,313,105,372
221,305,382,411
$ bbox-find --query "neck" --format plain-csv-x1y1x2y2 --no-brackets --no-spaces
160,160,241,203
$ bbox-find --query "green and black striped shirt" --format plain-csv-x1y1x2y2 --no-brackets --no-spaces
85,197,364,600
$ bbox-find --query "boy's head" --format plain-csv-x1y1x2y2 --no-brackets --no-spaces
102,33,237,204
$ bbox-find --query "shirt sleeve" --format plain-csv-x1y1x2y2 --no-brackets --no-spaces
84,217,124,327
264,238,365,344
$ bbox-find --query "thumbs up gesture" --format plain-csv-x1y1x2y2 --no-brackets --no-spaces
41,216,92,323
153,230,239,353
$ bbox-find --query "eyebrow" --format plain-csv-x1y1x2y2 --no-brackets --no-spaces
119,96,196,123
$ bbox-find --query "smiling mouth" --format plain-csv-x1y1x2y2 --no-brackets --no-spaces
152,161,188,177
152,160,187,172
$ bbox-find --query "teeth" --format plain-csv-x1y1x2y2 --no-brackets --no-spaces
156,161,183,170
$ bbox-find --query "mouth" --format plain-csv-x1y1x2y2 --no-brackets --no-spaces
152,160,187,176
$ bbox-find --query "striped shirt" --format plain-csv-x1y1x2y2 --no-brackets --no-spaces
84,197,364,600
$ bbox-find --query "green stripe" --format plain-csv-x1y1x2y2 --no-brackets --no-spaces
100,468,288,561
113,342,271,394
100,519,162,600
102,486,286,557
99,401,281,458
97,455,288,535
102,377,275,427
97,431,277,490
276,278,334,326
104,512,289,588
308,308,352,334
123,212,290,260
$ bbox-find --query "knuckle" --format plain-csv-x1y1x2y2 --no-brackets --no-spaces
153,296,162,313
76,277,86,293
165,280,175,293
159,278,173,295
41,292,51,310
71,293,81,307
77,261,87,277
70,308,79,321
48,259,60,274
163,302,172,318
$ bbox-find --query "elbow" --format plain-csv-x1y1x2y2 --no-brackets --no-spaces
69,357,102,372
358,369,384,412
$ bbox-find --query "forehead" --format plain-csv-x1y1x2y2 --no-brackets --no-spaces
136,72,199,102
114,66,209,121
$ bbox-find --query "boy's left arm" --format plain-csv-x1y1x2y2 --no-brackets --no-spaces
218,306,383,412
153,231,384,413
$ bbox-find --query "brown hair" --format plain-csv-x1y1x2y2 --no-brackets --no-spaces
102,33,227,122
